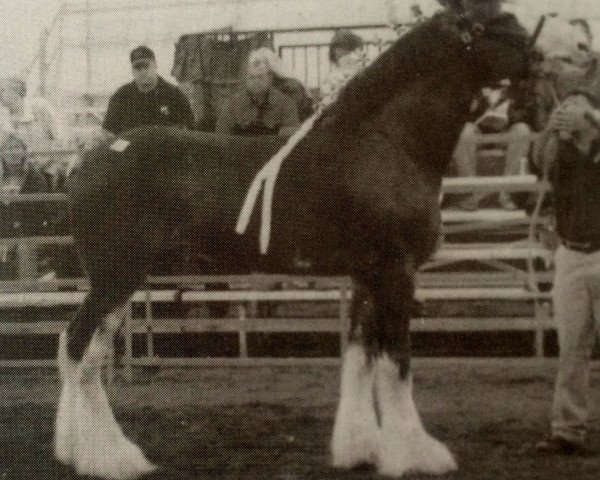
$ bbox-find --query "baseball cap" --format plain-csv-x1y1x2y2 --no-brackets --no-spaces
130,46,155,65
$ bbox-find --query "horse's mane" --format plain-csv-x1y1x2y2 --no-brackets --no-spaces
314,11,455,132
314,10,529,134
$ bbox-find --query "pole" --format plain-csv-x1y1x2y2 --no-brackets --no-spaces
85,0,92,98
38,29,50,97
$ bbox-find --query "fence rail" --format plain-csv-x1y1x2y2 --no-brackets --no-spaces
0,169,556,374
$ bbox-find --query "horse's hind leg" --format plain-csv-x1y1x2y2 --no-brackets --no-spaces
374,255,456,477
331,279,380,468
55,286,155,480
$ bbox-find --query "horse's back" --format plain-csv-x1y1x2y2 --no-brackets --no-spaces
67,126,287,274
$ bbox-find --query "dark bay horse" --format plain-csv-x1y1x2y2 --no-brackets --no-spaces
56,2,535,478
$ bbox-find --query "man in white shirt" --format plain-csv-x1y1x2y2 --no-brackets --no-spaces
0,76,68,189
0,77,65,151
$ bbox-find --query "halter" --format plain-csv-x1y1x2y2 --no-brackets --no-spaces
530,14,547,48
457,18,485,50
441,0,486,50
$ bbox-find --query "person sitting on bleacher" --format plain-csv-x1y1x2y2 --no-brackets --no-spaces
0,77,68,280
215,54,300,136
320,29,367,107
246,48,314,122
453,79,533,211
0,76,66,181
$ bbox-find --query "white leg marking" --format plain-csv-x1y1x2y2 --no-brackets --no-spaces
331,344,380,468
376,354,457,477
54,331,75,465
55,329,155,480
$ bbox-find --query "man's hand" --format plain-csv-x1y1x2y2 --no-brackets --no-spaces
547,108,577,133
548,95,599,154
548,95,593,138
547,105,586,136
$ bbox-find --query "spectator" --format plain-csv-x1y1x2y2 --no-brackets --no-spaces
0,75,67,191
0,76,66,279
453,79,533,211
103,45,194,137
320,29,367,106
0,75,65,158
215,55,300,136
0,134,27,192
387,1,426,37
247,47,314,121
533,23,600,456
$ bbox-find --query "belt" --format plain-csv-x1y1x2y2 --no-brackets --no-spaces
561,238,600,254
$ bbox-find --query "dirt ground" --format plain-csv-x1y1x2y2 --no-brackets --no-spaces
1,359,600,480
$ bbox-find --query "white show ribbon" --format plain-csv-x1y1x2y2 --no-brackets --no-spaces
235,110,321,254
234,54,374,254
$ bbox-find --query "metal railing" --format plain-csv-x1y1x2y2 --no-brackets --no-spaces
0,142,556,372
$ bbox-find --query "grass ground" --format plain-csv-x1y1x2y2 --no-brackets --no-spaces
1,359,600,480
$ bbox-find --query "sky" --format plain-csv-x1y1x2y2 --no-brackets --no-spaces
2,0,600,97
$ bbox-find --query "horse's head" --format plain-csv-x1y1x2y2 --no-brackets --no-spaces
438,0,533,88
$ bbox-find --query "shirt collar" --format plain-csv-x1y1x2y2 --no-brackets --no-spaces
134,76,163,94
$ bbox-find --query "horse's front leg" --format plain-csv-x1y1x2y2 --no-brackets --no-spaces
55,290,155,480
374,255,457,477
331,279,380,468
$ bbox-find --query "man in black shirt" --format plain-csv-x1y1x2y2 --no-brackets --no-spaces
103,46,194,136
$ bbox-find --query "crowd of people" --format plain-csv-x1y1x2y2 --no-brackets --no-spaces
0,29,370,197
0,30,368,279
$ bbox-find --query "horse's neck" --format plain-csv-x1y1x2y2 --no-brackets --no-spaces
374,74,477,175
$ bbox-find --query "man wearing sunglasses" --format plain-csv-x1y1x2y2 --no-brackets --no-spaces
102,46,194,137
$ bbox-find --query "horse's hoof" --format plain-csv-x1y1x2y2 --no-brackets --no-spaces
55,330,156,480
331,424,380,469
378,431,457,477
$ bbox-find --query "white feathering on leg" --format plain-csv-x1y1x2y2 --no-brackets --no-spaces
54,330,75,465
55,329,155,480
331,344,379,468
376,354,456,477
